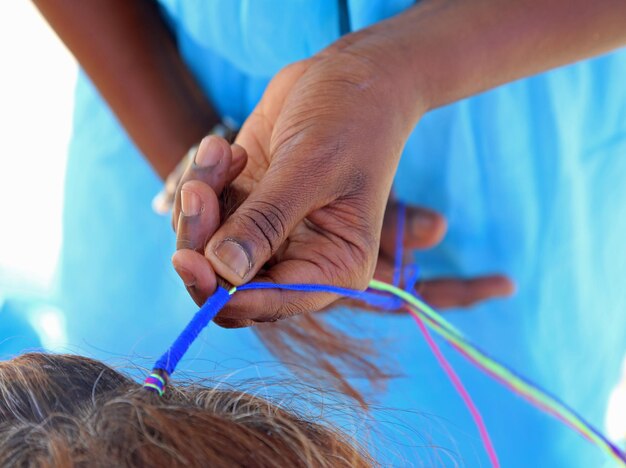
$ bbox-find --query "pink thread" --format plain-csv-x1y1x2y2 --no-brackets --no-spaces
410,310,500,468
447,341,595,444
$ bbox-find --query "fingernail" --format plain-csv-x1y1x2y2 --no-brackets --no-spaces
411,215,434,235
174,266,196,287
181,189,201,216
213,239,251,279
195,136,224,168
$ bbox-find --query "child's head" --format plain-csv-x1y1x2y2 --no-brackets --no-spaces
0,353,371,467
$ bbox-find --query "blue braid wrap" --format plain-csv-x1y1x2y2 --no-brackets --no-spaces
147,281,406,381
153,285,232,375
237,282,403,309
147,201,411,381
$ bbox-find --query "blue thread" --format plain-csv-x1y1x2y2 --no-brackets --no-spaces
147,281,404,382
392,202,422,294
148,206,415,382
152,286,231,375
393,202,406,287
237,282,403,309
404,265,421,294
141,202,626,466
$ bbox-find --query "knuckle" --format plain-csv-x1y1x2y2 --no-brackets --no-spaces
240,200,289,254
176,237,194,250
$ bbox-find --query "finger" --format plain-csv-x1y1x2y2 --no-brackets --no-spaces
419,275,515,309
172,135,240,232
176,180,221,252
205,161,331,286
152,148,195,215
172,249,217,307
380,201,447,257
329,269,515,314
372,255,396,285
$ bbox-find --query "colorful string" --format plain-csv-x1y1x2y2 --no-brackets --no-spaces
144,277,626,465
390,203,499,464
144,203,625,465
369,279,626,466
152,285,231,376
411,310,500,467
143,372,167,396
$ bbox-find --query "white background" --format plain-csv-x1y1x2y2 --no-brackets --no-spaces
0,2,76,297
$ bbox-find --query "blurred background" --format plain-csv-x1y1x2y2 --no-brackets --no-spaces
0,1,625,453
0,2,75,355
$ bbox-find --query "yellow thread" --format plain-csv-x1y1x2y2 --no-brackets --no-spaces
149,373,166,386
144,383,164,396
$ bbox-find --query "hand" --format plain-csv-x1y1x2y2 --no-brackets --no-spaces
362,198,513,310
173,44,412,327
172,29,513,325
172,135,513,325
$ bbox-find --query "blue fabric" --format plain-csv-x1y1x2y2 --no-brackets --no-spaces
56,1,626,465
0,300,42,360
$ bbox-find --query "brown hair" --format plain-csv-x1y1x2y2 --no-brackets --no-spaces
0,353,373,467
254,313,393,407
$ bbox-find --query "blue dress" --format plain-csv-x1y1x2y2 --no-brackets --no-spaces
0,299,42,359
57,1,626,465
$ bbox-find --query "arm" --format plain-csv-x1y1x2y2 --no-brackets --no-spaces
33,0,218,179
364,0,626,119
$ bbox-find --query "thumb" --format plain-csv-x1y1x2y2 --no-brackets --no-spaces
205,175,319,286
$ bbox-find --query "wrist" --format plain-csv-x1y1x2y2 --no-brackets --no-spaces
329,13,431,131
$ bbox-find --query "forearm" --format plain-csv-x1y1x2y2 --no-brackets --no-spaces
34,0,218,179
371,0,626,120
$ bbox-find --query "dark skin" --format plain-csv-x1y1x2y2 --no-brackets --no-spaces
35,0,626,325
173,136,512,327
33,0,218,179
